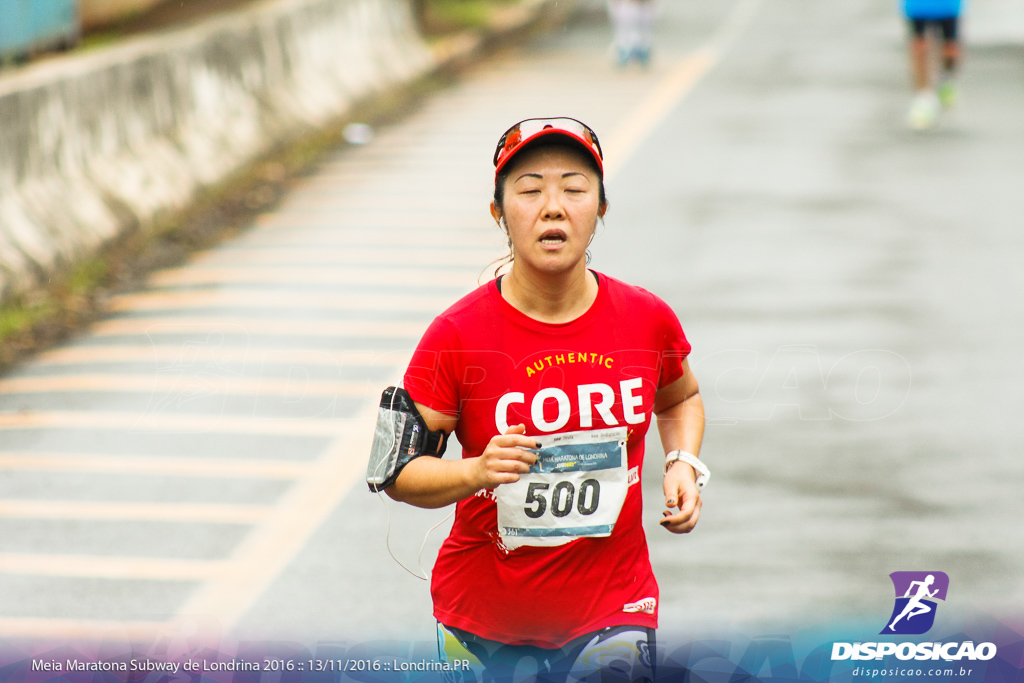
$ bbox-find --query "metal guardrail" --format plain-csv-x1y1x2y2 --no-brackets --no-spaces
0,0,80,63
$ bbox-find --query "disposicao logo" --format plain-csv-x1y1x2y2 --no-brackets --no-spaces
830,571,998,663
881,571,948,635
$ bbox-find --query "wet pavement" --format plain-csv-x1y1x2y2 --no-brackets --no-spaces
1,0,1022,646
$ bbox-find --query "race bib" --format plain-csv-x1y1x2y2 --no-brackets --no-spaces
496,427,628,550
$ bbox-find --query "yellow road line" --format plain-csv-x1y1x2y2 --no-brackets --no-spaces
247,224,491,239
0,617,173,640
174,412,378,627
0,375,373,398
148,266,479,288
106,290,455,313
243,220,491,241
0,411,352,435
0,554,232,580
283,206,485,217
91,317,426,338
288,187,484,200
270,199,485,212
602,50,718,180
0,454,313,479
34,346,412,368
188,246,501,267
601,0,764,181
0,500,273,523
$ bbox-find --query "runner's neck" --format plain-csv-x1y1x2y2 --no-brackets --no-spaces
498,268,599,324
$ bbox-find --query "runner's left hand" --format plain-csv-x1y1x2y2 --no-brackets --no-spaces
660,462,701,534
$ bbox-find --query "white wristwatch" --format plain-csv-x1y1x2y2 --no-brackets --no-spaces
664,450,710,489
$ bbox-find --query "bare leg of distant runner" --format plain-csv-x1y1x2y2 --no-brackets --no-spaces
938,25,961,107
906,24,939,129
910,35,931,91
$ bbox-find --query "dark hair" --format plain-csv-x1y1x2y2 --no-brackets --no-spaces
492,139,608,212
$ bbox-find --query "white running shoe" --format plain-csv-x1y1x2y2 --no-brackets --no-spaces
907,90,940,130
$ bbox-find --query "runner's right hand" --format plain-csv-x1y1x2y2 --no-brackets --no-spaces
470,424,540,489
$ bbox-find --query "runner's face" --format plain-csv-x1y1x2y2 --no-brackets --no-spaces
498,145,603,276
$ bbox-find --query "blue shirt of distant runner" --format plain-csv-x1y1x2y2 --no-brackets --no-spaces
904,0,962,19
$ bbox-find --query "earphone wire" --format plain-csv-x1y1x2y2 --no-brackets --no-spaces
372,381,454,581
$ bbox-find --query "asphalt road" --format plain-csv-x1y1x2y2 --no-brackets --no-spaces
1,0,1022,655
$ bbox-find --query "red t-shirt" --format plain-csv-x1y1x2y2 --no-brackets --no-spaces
404,271,690,648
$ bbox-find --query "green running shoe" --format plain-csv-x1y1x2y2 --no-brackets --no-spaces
938,80,957,108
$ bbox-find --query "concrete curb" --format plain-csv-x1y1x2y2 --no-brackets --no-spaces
0,0,575,310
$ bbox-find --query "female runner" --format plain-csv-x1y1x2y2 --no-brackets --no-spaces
388,118,706,682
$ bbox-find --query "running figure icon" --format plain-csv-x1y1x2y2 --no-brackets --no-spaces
881,571,949,635
887,574,939,632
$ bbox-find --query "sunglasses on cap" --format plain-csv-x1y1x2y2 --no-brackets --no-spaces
493,118,604,176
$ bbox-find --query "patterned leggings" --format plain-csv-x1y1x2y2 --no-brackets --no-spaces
437,622,655,683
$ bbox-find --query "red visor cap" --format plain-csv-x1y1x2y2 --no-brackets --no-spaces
493,118,604,180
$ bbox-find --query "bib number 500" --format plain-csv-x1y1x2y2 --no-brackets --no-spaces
524,480,601,519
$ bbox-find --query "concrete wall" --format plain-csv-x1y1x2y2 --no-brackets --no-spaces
0,0,433,305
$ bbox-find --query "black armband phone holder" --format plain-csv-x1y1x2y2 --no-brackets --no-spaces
366,386,448,492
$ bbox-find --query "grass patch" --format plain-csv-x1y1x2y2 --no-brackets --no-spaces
0,257,108,358
0,300,58,343
78,32,124,52
421,0,522,34
68,258,109,295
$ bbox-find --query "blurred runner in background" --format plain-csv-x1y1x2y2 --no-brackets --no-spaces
607,0,658,67
903,0,964,129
